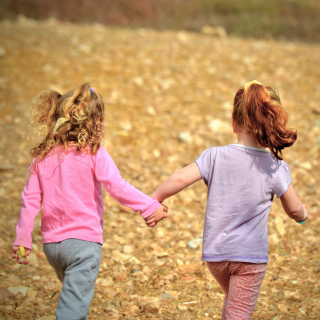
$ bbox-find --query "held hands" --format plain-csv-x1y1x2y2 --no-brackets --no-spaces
144,204,168,227
12,246,31,265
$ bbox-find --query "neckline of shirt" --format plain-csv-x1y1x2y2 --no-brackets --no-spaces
229,143,270,153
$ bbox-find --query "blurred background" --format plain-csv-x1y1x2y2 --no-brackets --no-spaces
0,1,320,319
1,0,320,42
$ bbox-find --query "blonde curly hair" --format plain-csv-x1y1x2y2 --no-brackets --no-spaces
30,83,105,167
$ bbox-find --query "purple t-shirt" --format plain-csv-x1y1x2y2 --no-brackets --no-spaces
195,144,292,264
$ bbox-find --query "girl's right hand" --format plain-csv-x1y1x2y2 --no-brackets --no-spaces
298,204,308,222
12,246,32,265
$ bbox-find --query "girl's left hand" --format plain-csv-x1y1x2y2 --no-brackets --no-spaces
145,204,168,227
12,246,32,265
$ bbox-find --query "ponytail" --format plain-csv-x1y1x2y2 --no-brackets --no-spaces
232,82,297,160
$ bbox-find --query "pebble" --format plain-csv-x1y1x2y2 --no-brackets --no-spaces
96,277,113,287
180,276,196,283
278,304,288,313
123,245,134,254
7,286,31,296
142,297,160,314
208,119,231,133
177,304,188,311
0,46,6,57
187,238,202,249
0,287,13,301
177,131,193,144
160,293,174,300
36,316,56,320
120,121,132,132
147,106,157,115
201,25,227,39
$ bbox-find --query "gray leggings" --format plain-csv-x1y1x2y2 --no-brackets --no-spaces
43,239,102,320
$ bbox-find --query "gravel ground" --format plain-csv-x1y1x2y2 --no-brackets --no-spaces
0,18,319,319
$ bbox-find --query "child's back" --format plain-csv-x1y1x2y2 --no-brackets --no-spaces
196,144,291,263
16,145,159,247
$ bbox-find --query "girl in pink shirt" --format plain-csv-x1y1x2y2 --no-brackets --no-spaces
11,83,168,320
147,81,308,319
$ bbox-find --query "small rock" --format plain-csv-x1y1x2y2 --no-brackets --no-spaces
17,14,37,26
187,238,202,249
102,287,118,298
278,303,288,313
117,291,131,301
26,288,37,298
96,277,113,287
36,316,56,320
178,131,193,144
312,106,320,114
142,266,151,275
123,302,139,314
142,297,160,314
7,286,28,296
113,272,127,282
135,273,148,282
160,293,174,300
181,310,192,320
133,77,144,86
209,119,230,134
120,121,132,132
176,31,190,44
205,282,213,290
164,274,175,281
153,149,161,158
147,106,157,115
0,287,13,301
269,233,280,245
299,308,306,315
157,252,169,258
126,256,141,265
0,46,6,57
177,304,188,311
123,245,134,254
201,25,227,39
78,44,93,54
180,276,196,283
177,258,184,266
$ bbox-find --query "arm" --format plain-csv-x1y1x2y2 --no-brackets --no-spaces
280,184,308,222
144,163,201,227
95,148,161,218
151,162,202,202
12,163,42,264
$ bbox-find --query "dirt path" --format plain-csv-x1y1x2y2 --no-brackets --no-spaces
0,19,319,319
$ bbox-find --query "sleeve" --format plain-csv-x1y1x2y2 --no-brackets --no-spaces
194,147,215,185
95,147,161,218
13,161,43,249
273,161,293,198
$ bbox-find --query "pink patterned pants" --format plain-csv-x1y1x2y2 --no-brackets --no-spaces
207,261,267,320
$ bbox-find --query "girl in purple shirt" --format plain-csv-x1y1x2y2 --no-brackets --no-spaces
11,83,168,320
148,81,308,319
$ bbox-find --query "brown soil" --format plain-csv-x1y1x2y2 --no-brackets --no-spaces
0,18,319,319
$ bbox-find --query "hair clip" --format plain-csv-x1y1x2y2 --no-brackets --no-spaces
90,86,94,93
244,80,261,92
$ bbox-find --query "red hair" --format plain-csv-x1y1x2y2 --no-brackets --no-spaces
232,83,297,160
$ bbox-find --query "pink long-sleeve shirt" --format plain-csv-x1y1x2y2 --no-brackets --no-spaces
13,146,160,249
